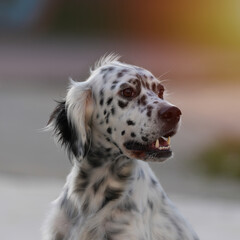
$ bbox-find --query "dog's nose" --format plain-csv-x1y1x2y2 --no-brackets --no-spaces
158,106,182,124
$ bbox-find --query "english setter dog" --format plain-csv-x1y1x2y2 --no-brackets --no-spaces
43,55,199,240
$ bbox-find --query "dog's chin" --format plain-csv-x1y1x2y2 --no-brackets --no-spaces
125,149,172,162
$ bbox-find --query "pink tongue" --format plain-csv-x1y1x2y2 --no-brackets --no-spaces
159,137,168,146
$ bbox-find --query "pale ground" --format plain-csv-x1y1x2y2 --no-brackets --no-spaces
0,39,240,239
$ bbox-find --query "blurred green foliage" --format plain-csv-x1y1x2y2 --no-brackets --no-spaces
197,138,240,179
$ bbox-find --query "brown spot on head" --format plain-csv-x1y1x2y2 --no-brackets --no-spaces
145,82,150,89
119,83,130,90
157,84,164,99
136,73,143,81
139,95,147,106
147,105,153,117
135,79,141,95
126,79,141,96
152,83,156,92
157,84,164,92
141,79,146,88
117,71,124,78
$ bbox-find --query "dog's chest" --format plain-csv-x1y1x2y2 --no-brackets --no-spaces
70,163,197,240
71,193,197,240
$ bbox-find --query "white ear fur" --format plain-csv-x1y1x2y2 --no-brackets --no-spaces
66,80,93,158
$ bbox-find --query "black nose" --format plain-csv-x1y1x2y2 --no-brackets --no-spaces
158,106,182,123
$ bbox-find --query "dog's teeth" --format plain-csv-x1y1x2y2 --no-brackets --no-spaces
159,146,170,151
167,137,171,145
155,139,160,148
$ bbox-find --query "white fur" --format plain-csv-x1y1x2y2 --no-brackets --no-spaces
42,55,199,240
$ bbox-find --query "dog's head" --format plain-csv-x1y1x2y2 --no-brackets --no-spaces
48,55,181,162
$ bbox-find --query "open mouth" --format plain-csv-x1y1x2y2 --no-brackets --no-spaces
124,136,172,159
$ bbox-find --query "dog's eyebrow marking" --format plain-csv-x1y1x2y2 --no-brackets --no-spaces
128,78,141,95
119,83,130,90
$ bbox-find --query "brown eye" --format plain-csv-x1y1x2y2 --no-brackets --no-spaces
121,88,136,98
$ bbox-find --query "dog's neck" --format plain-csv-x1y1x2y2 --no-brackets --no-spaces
66,130,163,217
87,128,124,162
68,149,136,215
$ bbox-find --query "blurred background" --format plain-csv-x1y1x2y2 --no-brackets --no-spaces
0,1,240,239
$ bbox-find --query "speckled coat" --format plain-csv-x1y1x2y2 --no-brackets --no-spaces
42,55,199,240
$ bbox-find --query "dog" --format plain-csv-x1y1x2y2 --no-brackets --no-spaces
42,54,199,240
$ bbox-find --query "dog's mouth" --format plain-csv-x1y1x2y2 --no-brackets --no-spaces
124,132,175,160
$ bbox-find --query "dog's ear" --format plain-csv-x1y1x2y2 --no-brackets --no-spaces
47,81,93,160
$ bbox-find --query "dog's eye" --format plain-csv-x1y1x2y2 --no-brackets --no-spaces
158,87,164,99
121,88,136,98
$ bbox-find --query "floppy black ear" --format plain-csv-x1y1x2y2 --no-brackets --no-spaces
47,81,93,160
47,100,80,159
